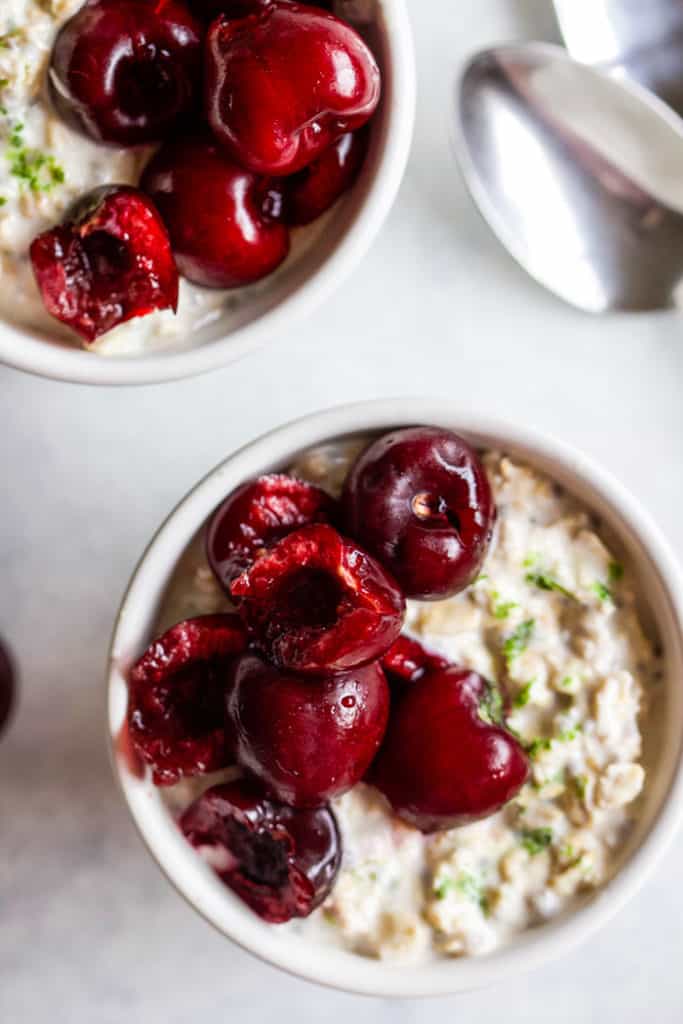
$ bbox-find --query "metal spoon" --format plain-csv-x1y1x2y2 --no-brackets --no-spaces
554,0,683,118
454,42,683,312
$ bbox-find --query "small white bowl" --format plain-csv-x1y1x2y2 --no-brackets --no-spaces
0,1,415,387
107,399,683,996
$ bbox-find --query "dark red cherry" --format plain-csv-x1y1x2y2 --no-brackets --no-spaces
227,651,389,807
190,0,334,18
343,427,496,601
369,666,529,832
281,130,368,225
381,633,449,685
230,523,405,674
0,638,16,737
206,474,337,592
127,614,247,786
180,778,341,922
205,2,381,175
30,185,178,343
49,0,203,147
141,136,289,288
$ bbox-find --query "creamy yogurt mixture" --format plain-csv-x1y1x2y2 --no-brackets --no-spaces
0,0,338,354
156,441,661,962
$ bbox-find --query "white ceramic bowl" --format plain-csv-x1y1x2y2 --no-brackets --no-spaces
107,399,683,996
0,2,415,387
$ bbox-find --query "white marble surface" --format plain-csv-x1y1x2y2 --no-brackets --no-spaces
2,1,683,1020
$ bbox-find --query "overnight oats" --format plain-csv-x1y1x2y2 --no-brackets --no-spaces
0,1,380,352
123,427,661,963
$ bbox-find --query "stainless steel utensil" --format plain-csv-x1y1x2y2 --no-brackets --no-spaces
454,42,683,312
554,0,683,118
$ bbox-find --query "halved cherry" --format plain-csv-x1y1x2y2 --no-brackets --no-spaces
369,666,529,832
230,524,405,674
180,778,341,922
227,651,389,806
127,614,247,786
206,474,337,591
381,633,449,685
30,185,178,343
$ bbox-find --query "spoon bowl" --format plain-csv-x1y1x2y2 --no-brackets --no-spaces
454,42,683,312
554,0,683,118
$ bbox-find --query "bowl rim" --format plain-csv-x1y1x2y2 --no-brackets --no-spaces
0,0,416,387
107,398,683,997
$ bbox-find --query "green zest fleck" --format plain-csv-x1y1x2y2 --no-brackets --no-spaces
435,873,489,914
520,827,553,855
503,619,535,667
6,121,65,194
573,774,588,800
478,682,504,726
608,561,624,583
560,675,575,689
0,28,21,49
522,553,539,568
525,571,577,601
514,679,535,708
493,597,518,620
0,197,6,207
592,581,612,603
474,573,489,584
557,724,582,742
526,737,552,759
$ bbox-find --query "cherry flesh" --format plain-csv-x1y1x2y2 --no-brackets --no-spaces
206,474,337,591
127,614,247,786
49,0,203,146
30,185,179,343
368,666,529,832
343,427,496,601
180,778,341,922
205,2,380,175
141,136,290,288
230,523,405,674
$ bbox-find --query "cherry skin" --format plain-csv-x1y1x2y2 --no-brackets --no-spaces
280,130,369,225
205,2,381,175
180,778,341,922
230,523,405,674
227,651,390,807
206,474,337,591
127,614,247,786
49,0,203,147
30,185,179,343
141,136,290,288
343,427,496,601
368,666,529,832
381,633,449,686
190,0,334,19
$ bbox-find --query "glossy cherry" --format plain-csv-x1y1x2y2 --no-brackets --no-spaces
180,778,341,922
127,614,247,786
227,651,389,807
205,2,381,175
190,0,334,18
343,427,496,601
141,136,290,288
0,638,16,737
30,186,178,343
369,666,529,832
381,633,449,685
207,474,337,591
49,0,203,146
231,523,405,674
281,130,368,225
